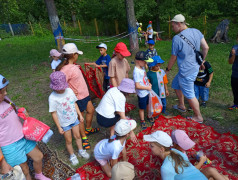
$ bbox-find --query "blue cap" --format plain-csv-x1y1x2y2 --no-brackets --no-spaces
149,56,165,67
147,24,152,28
0,74,9,89
148,40,155,45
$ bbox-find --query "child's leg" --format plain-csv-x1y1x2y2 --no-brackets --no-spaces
19,162,31,180
161,98,167,113
72,124,83,150
101,162,112,178
201,86,209,103
63,130,74,155
139,109,145,121
201,167,229,180
85,100,95,129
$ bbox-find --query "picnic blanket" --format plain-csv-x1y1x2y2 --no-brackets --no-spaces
75,115,238,180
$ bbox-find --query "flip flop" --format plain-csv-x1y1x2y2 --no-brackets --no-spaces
186,116,203,124
172,105,187,113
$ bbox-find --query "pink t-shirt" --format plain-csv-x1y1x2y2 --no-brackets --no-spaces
0,97,24,147
61,64,89,100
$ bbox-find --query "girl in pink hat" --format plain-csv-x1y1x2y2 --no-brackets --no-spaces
49,49,62,72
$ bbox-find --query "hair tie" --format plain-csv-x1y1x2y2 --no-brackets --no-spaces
110,135,116,140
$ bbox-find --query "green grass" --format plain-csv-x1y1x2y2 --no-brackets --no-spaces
0,35,237,168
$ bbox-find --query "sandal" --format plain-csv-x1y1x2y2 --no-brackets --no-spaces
140,120,147,130
82,138,91,150
85,127,100,135
186,116,203,124
173,105,187,113
147,117,155,125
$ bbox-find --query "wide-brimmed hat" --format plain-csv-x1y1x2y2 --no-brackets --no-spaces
115,119,137,136
50,71,68,91
144,131,172,147
114,42,131,57
96,43,107,50
62,43,83,55
169,14,189,25
0,74,9,89
111,162,135,180
149,56,165,68
171,129,195,150
50,49,61,57
117,78,136,93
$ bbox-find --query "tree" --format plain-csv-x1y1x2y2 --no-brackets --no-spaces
125,0,139,54
44,0,65,51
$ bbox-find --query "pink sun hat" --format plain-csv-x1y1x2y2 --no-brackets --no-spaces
50,71,68,91
171,129,195,150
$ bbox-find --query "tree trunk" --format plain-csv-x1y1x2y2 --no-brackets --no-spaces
156,0,161,36
125,0,139,54
72,12,77,28
44,0,65,51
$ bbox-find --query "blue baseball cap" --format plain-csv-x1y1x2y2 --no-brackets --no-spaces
147,24,152,28
148,40,155,45
149,56,165,67
0,74,9,89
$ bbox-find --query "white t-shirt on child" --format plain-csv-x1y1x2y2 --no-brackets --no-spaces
148,29,153,39
51,60,61,70
133,66,150,98
94,139,126,160
49,88,78,127
96,87,125,118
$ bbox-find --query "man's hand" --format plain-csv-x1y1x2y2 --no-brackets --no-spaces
205,82,211,88
231,48,236,56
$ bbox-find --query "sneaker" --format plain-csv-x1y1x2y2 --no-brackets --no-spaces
140,120,147,130
82,138,91,149
78,149,90,160
85,127,100,136
201,102,206,107
69,154,79,165
228,104,238,110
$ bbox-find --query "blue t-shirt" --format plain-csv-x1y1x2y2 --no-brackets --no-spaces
161,148,207,180
95,54,111,79
229,45,238,78
172,28,203,80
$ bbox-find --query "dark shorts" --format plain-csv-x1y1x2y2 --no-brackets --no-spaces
137,94,149,110
97,113,120,128
76,96,91,112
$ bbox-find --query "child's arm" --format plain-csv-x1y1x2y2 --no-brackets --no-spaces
110,77,118,87
75,103,84,122
116,111,127,119
51,112,64,134
135,82,152,90
96,64,107,68
228,48,236,64
121,146,127,161
195,155,207,169
85,62,97,66
164,83,169,96
129,130,138,143
205,72,213,88
111,159,118,168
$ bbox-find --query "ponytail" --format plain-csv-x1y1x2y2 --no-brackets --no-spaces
108,134,127,143
3,98,17,114
56,54,74,71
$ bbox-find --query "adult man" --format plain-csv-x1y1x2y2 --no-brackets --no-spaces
166,14,209,123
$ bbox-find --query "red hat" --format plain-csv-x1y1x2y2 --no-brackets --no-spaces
149,21,152,24
114,42,131,57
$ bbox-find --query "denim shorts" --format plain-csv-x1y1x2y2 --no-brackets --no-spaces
97,113,120,128
137,94,149,109
171,74,195,99
76,96,91,112
1,138,36,167
194,85,209,101
62,119,80,132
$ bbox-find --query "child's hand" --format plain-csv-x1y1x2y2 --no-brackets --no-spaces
25,110,29,118
147,83,152,91
166,90,169,96
79,115,84,122
205,82,211,88
58,127,64,135
130,131,138,144
199,155,207,164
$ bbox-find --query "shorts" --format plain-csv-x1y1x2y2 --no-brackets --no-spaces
76,96,91,112
194,85,209,101
61,119,80,132
171,74,195,99
137,94,149,109
95,158,108,166
1,138,36,167
97,113,120,128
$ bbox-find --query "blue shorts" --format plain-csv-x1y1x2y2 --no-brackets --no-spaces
1,138,36,167
76,96,91,112
171,74,195,99
97,113,120,128
194,85,209,101
137,94,149,110
62,119,80,132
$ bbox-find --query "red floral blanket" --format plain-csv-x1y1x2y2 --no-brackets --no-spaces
75,115,238,180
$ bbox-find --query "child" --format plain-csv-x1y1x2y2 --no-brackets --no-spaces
145,40,158,59
57,43,100,150
96,78,137,143
94,119,137,178
138,23,147,43
194,61,213,107
108,42,131,87
171,129,229,180
86,43,111,91
144,131,208,180
111,162,135,180
147,56,169,115
148,21,161,40
0,74,50,180
133,51,152,129
146,24,153,42
50,49,62,72
48,71,90,165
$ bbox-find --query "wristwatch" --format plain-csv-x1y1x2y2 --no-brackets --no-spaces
166,67,171,71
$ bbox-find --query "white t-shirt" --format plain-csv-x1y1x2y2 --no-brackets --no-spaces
133,66,150,98
148,29,153,39
96,87,125,118
49,88,78,127
94,139,126,160
51,60,61,70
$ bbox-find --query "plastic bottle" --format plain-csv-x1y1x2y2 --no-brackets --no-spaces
42,129,53,144
196,150,211,165
71,173,81,180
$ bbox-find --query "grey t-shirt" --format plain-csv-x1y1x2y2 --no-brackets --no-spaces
172,28,204,79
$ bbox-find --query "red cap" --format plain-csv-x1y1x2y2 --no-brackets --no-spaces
149,21,152,24
114,42,131,57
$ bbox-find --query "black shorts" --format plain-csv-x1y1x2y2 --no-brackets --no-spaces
76,96,91,112
97,113,120,128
